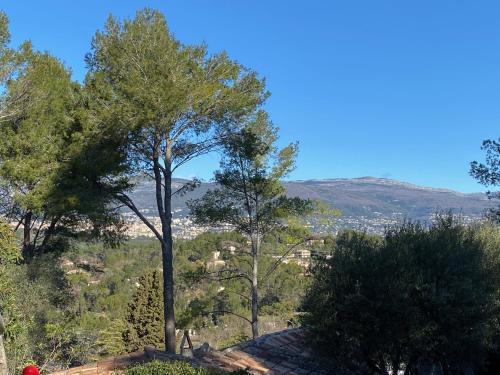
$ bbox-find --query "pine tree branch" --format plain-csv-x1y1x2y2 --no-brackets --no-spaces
262,238,310,279
207,310,252,325
115,193,164,243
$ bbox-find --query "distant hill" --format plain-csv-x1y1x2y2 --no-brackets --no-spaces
127,177,494,233
284,177,492,221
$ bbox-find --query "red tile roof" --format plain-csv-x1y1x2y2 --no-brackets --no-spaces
48,351,150,375
48,328,339,375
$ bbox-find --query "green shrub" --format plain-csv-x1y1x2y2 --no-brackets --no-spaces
125,360,248,375
302,217,500,374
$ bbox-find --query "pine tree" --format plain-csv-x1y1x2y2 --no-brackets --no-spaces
123,270,164,351
0,43,124,259
188,111,316,338
84,9,267,351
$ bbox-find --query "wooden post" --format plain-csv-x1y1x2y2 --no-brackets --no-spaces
179,330,194,356
0,311,9,375
185,331,193,350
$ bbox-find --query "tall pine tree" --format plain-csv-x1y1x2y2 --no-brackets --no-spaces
84,8,267,351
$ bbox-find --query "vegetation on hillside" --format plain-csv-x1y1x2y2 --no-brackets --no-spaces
0,232,312,372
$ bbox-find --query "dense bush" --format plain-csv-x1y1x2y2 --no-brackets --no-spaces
302,217,500,374
124,360,248,375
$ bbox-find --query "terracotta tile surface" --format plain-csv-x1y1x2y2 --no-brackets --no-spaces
48,351,149,375
48,328,341,375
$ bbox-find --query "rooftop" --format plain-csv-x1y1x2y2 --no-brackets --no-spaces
48,328,341,375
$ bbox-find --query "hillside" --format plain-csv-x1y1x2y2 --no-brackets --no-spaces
285,177,491,220
126,177,493,234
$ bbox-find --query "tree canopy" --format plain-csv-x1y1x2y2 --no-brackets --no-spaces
0,44,123,259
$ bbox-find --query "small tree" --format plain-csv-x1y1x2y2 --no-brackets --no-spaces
123,270,164,352
470,138,500,222
97,319,127,356
188,111,315,338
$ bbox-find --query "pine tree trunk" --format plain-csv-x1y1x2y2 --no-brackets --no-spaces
251,236,259,339
22,211,32,260
0,312,9,375
157,141,176,353
161,217,176,353
39,217,59,255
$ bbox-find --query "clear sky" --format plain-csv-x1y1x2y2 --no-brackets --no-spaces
1,0,498,193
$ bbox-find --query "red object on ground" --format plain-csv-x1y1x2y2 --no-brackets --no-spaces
22,365,40,375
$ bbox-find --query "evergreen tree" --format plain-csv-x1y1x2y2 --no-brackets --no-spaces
0,45,124,259
188,111,316,338
97,319,127,356
84,8,267,352
123,270,164,352
0,47,79,258
302,217,500,374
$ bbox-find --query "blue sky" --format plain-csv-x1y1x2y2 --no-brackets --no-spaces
2,1,499,193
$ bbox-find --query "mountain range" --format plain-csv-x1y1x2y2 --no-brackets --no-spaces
127,177,494,233
284,177,492,220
